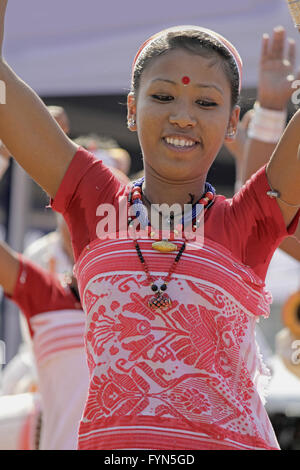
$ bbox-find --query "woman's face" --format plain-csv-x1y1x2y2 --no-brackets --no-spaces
128,48,240,181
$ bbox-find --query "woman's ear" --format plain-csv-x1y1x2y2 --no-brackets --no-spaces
224,105,240,143
127,93,137,132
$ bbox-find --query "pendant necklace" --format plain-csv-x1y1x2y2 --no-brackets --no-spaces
134,239,186,309
128,177,215,252
127,177,216,310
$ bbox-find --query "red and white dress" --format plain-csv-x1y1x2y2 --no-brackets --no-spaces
8,256,89,450
52,147,300,450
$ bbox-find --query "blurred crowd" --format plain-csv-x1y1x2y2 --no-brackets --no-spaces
0,104,132,449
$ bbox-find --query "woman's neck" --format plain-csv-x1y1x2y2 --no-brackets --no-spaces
141,166,207,209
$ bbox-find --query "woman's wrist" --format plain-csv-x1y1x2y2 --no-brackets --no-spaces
247,102,287,143
258,87,291,111
258,100,288,111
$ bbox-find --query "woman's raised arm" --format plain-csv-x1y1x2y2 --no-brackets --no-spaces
0,1,78,198
266,108,300,227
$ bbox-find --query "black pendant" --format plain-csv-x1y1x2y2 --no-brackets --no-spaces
148,291,172,310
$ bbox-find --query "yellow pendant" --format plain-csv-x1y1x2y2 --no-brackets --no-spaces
151,240,178,253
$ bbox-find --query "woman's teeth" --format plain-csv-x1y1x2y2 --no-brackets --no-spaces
165,137,196,148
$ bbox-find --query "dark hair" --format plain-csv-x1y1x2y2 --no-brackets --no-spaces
131,29,240,109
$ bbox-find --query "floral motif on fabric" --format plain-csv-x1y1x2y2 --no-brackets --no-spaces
76,241,279,450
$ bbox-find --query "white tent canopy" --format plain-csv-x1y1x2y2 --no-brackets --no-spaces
3,0,300,96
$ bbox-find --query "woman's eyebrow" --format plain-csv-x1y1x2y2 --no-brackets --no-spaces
150,78,177,85
150,78,223,95
195,83,224,95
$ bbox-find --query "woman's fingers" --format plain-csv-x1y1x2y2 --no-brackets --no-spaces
262,26,293,65
288,38,296,68
269,26,286,60
260,34,269,63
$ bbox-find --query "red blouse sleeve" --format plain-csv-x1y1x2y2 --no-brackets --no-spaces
51,146,128,260
206,164,300,280
7,254,81,337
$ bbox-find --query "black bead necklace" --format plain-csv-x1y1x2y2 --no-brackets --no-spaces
128,177,215,310
134,239,186,309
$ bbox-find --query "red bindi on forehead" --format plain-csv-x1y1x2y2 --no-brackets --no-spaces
181,76,190,86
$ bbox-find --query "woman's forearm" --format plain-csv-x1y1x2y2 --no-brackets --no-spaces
279,235,300,262
0,60,76,197
266,109,300,226
0,0,8,58
0,2,78,199
242,138,277,184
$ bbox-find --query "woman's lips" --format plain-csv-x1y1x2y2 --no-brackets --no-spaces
163,135,200,151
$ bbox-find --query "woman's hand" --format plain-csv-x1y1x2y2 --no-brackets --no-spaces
225,27,297,172
236,26,300,229
258,26,300,111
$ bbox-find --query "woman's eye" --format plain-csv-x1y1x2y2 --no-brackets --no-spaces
151,94,173,102
197,100,217,108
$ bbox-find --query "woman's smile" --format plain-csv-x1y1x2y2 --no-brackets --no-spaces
131,48,237,182
162,134,201,153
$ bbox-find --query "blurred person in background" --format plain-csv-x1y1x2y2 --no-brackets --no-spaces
48,105,70,136
74,133,131,177
225,26,300,449
25,112,131,276
2,104,131,396
0,105,87,450
0,103,131,449
1,105,74,399
0,240,88,449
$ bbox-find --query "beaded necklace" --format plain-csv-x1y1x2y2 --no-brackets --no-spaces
134,239,186,309
128,177,215,237
127,177,216,310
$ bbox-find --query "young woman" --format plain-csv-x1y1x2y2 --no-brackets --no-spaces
0,2,300,450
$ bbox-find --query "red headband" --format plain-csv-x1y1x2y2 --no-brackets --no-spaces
131,26,243,93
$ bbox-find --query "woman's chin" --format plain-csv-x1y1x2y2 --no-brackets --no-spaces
151,162,202,182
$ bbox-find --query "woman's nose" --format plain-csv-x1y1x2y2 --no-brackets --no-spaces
169,104,197,128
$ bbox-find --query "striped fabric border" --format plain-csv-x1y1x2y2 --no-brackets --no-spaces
75,237,271,319
30,310,85,365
